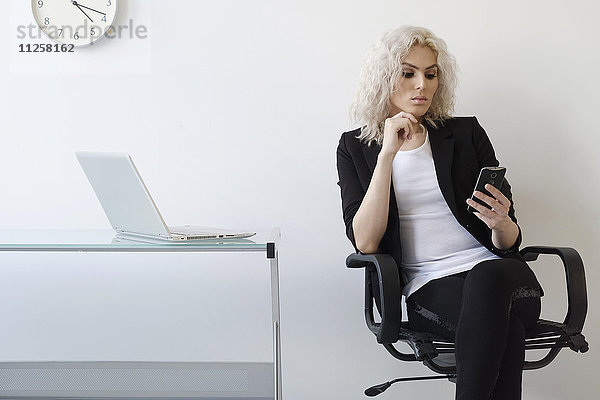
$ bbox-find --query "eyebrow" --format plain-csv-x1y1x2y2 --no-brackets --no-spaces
402,62,438,70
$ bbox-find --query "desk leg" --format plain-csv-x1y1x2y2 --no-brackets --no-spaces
270,253,282,400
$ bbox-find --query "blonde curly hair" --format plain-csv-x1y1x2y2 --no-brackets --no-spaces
350,26,458,144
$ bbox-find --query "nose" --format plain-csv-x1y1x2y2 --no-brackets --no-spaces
415,73,426,90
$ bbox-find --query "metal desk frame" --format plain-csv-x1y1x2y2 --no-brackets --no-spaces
0,228,282,400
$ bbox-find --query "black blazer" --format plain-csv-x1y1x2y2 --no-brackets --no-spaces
336,116,523,277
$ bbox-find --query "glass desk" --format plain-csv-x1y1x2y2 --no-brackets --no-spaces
0,228,282,400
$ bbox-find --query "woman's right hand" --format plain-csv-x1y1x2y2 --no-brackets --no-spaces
381,111,419,156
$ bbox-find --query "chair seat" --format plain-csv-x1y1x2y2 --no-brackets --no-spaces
395,318,589,369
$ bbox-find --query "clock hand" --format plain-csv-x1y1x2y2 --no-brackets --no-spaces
72,1,94,23
73,1,107,16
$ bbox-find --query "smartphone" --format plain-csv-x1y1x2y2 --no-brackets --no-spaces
467,166,506,213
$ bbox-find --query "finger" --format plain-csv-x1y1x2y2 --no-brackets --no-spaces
484,184,510,206
386,115,415,140
407,121,415,139
390,111,418,124
390,111,409,120
466,198,497,217
472,191,507,214
472,191,496,208
384,117,410,136
472,209,493,227
404,113,418,124
396,120,413,140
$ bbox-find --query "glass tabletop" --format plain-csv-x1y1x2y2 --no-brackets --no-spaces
0,228,280,253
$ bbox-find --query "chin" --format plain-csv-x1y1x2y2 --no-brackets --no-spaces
410,108,430,119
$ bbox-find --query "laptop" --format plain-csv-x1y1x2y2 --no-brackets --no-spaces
76,152,255,242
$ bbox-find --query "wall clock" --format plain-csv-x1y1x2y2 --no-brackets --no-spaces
32,0,118,47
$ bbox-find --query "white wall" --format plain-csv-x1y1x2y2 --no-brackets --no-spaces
1,0,598,399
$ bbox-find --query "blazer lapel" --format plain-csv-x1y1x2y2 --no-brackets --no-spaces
429,123,457,215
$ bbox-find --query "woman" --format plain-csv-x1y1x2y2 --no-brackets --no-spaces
337,26,543,399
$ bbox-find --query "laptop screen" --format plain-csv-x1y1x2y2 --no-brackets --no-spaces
76,152,171,238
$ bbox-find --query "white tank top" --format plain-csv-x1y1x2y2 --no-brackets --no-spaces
391,133,499,297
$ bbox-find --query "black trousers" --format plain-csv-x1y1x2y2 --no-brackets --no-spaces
406,258,542,400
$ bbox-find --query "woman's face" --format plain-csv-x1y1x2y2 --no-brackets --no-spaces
389,45,439,120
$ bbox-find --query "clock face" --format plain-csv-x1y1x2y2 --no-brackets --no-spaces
32,0,118,47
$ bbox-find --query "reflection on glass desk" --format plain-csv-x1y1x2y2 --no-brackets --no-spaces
0,228,282,400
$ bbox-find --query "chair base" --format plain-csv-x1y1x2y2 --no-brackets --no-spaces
365,374,456,397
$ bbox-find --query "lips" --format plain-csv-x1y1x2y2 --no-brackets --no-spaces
411,96,428,104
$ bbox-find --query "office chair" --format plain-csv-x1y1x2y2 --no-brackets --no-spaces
346,246,589,397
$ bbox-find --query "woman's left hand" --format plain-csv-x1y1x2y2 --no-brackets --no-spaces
466,184,520,250
466,184,513,231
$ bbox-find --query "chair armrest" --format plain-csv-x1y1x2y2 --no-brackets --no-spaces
346,253,402,344
520,246,588,333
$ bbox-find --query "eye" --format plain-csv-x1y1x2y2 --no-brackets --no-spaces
401,71,414,78
426,73,437,80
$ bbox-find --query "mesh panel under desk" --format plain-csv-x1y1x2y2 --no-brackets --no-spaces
0,361,274,399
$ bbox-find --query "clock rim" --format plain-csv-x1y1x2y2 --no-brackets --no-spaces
30,0,119,48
